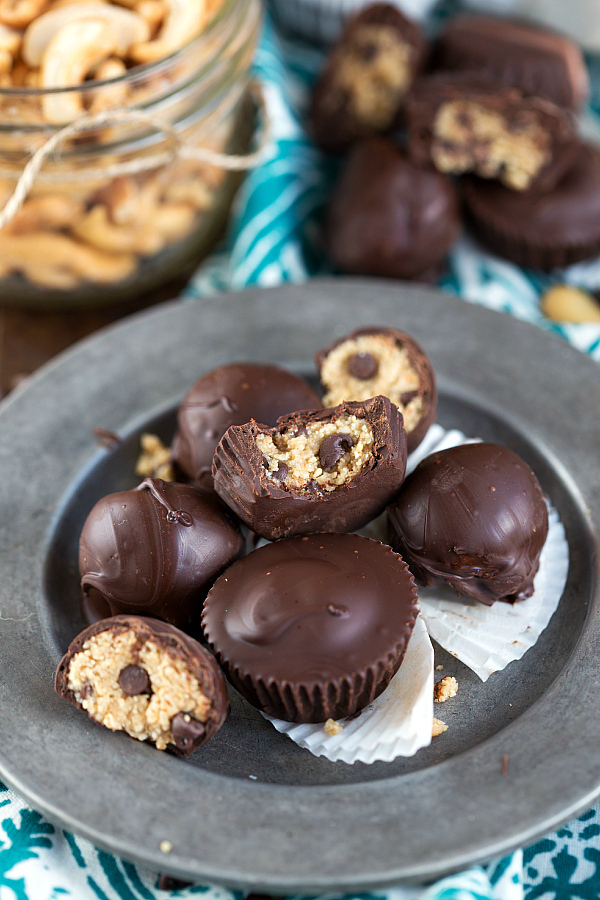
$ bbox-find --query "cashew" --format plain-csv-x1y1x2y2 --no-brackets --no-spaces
72,203,165,254
0,22,21,52
0,0,48,29
5,193,84,233
40,18,119,122
10,59,28,83
163,178,213,210
21,262,81,289
134,0,165,34
0,47,12,73
153,201,196,241
23,2,148,66
0,231,136,282
129,0,208,63
88,56,128,112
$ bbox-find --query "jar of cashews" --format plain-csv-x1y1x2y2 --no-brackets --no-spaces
0,0,261,307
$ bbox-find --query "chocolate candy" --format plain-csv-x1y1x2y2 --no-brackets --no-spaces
326,138,461,281
202,533,419,722
463,141,600,270
171,363,322,488
432,14,589,113
79,478,244,630
407,73,578,192
316,326,436,454
387,443,549,605
55,615,229,755
309,2,426,153
212,395,407,540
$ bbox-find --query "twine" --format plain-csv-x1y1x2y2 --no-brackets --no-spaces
0,79,270,231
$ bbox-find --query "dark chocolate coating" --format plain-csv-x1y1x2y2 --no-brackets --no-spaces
315,326,437,454
326,138,461,280
387,443,549,606
79,479,244,630
212,396,407,541
463,141,600,270
309,3,426,153
432,14,589,113
55,615,229,755
171,363,322,489
406,72,578,192
202,533,419,722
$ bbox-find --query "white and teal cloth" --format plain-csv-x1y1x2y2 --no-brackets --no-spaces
3,9,600,899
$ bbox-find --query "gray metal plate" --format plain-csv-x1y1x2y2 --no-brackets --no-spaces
0,278,599,891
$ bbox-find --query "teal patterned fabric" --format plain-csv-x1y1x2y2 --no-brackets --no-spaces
3,8,600,899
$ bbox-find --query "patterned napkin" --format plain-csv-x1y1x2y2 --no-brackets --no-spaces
3,7,600,899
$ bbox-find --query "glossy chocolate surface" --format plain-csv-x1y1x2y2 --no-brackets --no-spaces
172,363,321,489
212,395,407,540
387,442,548,605
326,138,460,280
202,533,419,722
79,479,244,630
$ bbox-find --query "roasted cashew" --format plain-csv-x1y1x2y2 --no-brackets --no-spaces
163,178,213,210
93,174,159,225
0,22,21,52
153,201,195,241
24,2,148,66
88,56,128,112
134,0,165,34
21,262,81,289
72,203,165,254
0,0,48,29
129,0,209,63
5,193,84,233
0,231,136,282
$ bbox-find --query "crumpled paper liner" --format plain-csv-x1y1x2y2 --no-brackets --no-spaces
263,614,434,764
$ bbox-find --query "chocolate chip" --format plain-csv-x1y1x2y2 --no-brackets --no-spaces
158,874,192,890
400,390,419,406
80,683,93,700
347,352,378,380
271,462,288,482
171,712,206,752
118,665,151,696
319,432,354,471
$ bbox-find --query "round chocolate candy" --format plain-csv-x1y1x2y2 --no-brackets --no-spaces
202,533,419,723
387,442,549,605
171,363,322,489
316,326,437,454
79,478,244,631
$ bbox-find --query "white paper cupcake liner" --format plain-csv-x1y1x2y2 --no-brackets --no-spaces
263,614,434,764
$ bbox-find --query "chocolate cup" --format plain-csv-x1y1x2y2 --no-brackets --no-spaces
212,395,407,541
387,442,549,606
55,615,229,756
462,141,600,271
315,326,437,455
202,533,419,723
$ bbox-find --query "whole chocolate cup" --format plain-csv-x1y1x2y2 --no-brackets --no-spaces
315,326,437,454
432,14,589,113
387,442,549,606
55,615,229,756
79,478,244,631
326,138,461,281
309,2,427,153
212,395,407,540
172,363,322,489
463,142,600,271
202,533,419,723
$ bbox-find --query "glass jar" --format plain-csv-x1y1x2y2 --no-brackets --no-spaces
0,0,262,308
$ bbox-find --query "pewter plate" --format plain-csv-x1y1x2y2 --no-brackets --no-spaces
0,279,599,892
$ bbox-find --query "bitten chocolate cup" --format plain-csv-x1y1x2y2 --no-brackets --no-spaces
387,442,549,606
316,326,436,454
79,478,244,631
309,2,426,153
326,138,461,281
212,395,407,540
202,533,419,723
55,615,229,755
172,363,322,489
431,14,589,113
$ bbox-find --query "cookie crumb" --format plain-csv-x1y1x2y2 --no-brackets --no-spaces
432,717,448,736
541,284,600,323
159,840,173,854
136,433,175,481
324,718,343,736
435,664,444,671
434,675,458,703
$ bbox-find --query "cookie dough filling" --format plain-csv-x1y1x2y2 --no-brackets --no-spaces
335,25,413,129
432,100,551,190
256,414,373,491
320,334,424,433
67,629,211,750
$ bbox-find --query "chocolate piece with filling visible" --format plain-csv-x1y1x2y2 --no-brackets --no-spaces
79,478,244,631
407,73,578,192
463,141,600,270
212,395,407,540
387,442,549,605
326,138,460,281
316,326,436,454
172,363,322,490
55,615,229,755
432,14,589,113
202,533,419,722
309,3,426,153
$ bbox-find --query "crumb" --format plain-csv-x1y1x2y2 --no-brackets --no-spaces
432,717,448,737
434,675,458,703
502,754,508,776
435,664,444,671
541,284,600,323
324,718,343,736
92,426,121,448
136,433,175,481
159,840,173,854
